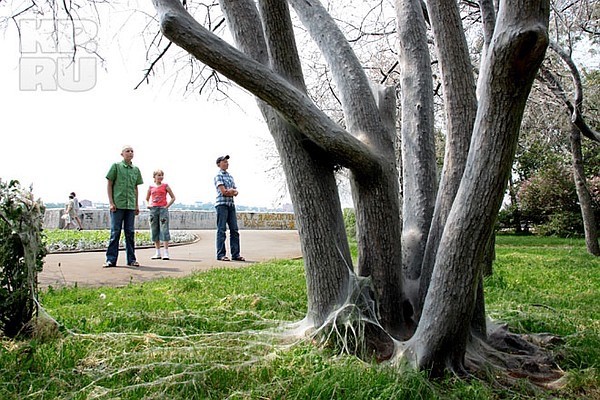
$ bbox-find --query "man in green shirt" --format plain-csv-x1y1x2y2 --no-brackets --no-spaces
103,145,143,267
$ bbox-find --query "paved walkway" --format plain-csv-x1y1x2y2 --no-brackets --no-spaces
40,230,302,288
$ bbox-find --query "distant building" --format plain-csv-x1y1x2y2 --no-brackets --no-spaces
280,203,294,213
80,199,93,208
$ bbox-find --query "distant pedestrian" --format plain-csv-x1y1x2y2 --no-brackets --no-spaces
103,145,143,268
214,155,244,262
62,193,77,229
70,191,84,230
146,169,176,260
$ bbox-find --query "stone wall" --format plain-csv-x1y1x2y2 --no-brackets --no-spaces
44,209,296,230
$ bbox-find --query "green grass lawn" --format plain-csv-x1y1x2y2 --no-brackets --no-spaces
490,235,599,373
0,235,598,399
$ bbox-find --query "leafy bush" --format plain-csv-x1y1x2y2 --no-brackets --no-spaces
0,180,46,338
536,211,584,237
589,176,600,204
517,165,585,236
497,203,530,233
343,208,356,239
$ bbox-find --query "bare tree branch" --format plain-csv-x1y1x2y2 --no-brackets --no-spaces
135,41,173,89
541,40,600,142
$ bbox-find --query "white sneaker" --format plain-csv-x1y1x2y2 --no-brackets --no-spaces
151,253,161,260
162,251,170,260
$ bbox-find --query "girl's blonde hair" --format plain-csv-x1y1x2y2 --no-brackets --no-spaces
153,169,164,177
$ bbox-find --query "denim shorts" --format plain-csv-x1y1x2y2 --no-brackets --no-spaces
149,207,171,242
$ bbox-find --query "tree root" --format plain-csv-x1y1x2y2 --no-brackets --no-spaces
309,270,396,362
292,264,566,393
311,298,565,394
465,322,566,391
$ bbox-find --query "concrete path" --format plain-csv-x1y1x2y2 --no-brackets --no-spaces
40,230,302,288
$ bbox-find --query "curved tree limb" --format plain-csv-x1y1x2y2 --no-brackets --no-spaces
542,40,600,142
151,0,382,173
289,0,394,152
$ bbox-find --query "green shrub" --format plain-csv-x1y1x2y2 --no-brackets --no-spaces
497,204,530,233
536,211,584,237
0,180,46,338
516,165,589,237
343,208,356,239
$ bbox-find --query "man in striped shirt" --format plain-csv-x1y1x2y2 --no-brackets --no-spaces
214,155,245,262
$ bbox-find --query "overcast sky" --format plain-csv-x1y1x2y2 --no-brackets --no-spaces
0,4,287,208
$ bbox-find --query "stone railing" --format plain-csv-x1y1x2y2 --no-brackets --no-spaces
44,209,296,230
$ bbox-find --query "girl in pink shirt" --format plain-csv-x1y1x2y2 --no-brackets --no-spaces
146,169,176,259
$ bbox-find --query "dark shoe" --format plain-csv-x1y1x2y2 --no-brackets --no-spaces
232,256,246,262
102,261,115,268
218,256,230,261
128,261,140,267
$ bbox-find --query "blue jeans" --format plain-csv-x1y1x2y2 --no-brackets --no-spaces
149,207,171,242
216,204,240,259
106,208,136,265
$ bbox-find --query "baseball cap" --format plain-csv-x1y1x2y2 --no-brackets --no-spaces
216,155,230,164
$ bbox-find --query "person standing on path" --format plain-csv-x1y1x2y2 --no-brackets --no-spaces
103,145,144,268
146,169,176,260
62,193,77,229
70,191,84,230
214,155,245,262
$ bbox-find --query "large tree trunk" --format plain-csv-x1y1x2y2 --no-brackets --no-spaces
416,0,478,318
219,0,353,326
396,0,437,290
289,0,406,337
569,126,600,255
152,0,551,375
404,0,549,375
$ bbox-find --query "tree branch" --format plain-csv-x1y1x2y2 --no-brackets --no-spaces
545,40,600,142
151,0,381,173
289,0,395,153
478,0,496,53
135,41,173,90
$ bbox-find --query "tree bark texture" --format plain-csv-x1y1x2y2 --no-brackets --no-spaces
395,0,437,289
290,0,406,336
220,0,353,325
569,127,600,255
417,0,478,316
478,0,497,57
407,0,549,374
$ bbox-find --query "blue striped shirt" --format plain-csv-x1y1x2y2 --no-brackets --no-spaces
214,169,236,206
